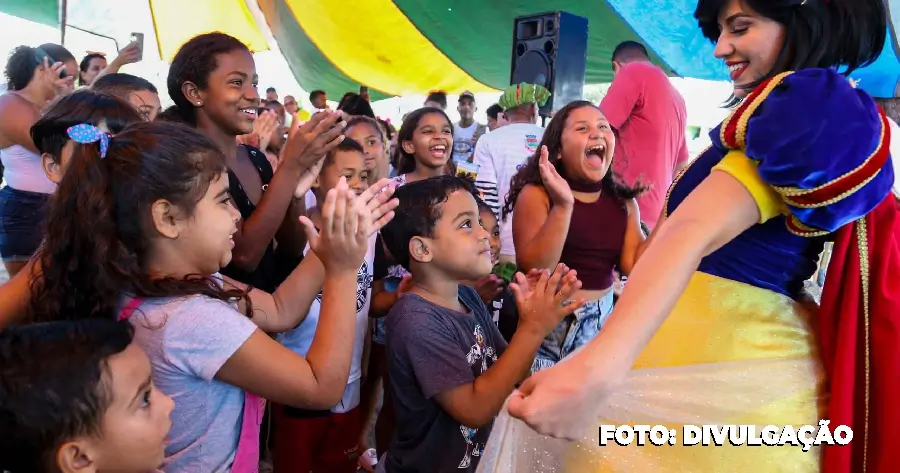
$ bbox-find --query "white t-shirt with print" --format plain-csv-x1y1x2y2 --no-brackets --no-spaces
471,123,546,257
278,233,377,413
452,121,481,163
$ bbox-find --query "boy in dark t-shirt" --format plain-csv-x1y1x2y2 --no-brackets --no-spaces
379,176,583,473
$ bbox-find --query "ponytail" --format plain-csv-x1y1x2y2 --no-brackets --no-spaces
29,121,252,323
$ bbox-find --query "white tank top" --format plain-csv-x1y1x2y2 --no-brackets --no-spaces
0,144,55,194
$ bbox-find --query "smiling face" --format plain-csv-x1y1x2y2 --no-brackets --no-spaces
151,172,241,275
192,49,260,135
315,149,370,199
402,111,452,171
479,207,500,266
712,0,785,98
346,121,386,178
557,105,615,183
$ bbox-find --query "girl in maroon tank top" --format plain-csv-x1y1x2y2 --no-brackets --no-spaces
503,101,647,371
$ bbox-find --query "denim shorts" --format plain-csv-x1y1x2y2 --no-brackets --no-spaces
531,290,614,373
0,186,48,262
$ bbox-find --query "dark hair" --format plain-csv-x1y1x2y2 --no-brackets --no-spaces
322,136,365,170
694,0,886,92
394,107,454,175
503,100,646,219
78,53,106,86
381,175,474,270
165,32,250,125
263,100,285,122
5,43,74,91
486,103,503,120
29,121,250,323
424,90,448,109
377,118,396,141
309,90,326,102
346,115,386,144
265,86,276,94
612,41,649,63
337,92,375,118
92,72,158,97
40,44,76,63
31,90,143,162
473,193,493,216
0,319,134,473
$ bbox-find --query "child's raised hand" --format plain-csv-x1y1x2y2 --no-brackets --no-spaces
472,274,504,304
356,178,399,236
280,110,345,172
300,177,368,273
510,264,583,337
538,145,574,207
293,156,326,199
253,110,279,151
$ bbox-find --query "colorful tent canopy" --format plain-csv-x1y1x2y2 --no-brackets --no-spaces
2,0,899,99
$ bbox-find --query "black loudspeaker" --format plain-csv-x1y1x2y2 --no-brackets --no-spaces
511,12,588,117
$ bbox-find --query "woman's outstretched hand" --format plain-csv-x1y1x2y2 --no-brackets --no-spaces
506,351,601,440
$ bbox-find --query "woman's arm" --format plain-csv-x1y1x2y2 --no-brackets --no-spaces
226,250,325,333
581,171,760,387
216,270,360,408
229,113,344,271
617,199,645,276
513,185,572,271
0,259,38,329
635,209,666,263
0,95,40,152
273,197,309,259
231,177,398,333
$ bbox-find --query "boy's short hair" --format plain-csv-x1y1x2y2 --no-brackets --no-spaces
485,103,503,120
91,72,158,97
323,136,364,168
0,319,134,473
381,175,475,270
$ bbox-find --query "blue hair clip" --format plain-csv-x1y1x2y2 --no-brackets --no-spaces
67,123,109,158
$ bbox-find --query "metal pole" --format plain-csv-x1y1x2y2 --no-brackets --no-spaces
60,0,68,45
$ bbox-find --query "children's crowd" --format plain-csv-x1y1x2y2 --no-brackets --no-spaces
0,31,643,473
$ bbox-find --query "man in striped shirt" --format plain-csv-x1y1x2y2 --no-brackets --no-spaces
472,83,549,263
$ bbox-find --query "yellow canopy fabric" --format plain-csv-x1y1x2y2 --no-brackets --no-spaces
284,0,494,97
149,0,268,62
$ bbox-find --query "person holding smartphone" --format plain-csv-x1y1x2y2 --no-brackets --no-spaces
82,37,142,88
0,44,75,279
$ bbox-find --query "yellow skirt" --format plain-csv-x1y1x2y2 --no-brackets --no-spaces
478,272,827,473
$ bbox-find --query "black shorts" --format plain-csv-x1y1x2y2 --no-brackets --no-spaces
0,186,48,262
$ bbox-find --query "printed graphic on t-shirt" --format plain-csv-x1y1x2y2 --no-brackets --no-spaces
524,134,540,154
315,259,373,312
458,324,497,468
453,138,476,162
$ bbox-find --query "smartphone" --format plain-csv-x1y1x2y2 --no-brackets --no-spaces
33,48,67,79
130,32,144,61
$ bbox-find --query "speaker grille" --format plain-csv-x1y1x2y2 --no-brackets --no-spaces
511,49,551,89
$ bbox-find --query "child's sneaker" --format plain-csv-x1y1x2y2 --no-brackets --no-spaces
358,448,378,472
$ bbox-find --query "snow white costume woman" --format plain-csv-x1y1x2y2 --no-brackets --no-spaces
478,0,900,471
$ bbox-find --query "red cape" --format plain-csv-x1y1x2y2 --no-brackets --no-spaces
820,194,900,473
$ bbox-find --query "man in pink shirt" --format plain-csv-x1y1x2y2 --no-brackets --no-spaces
600,41,689,229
